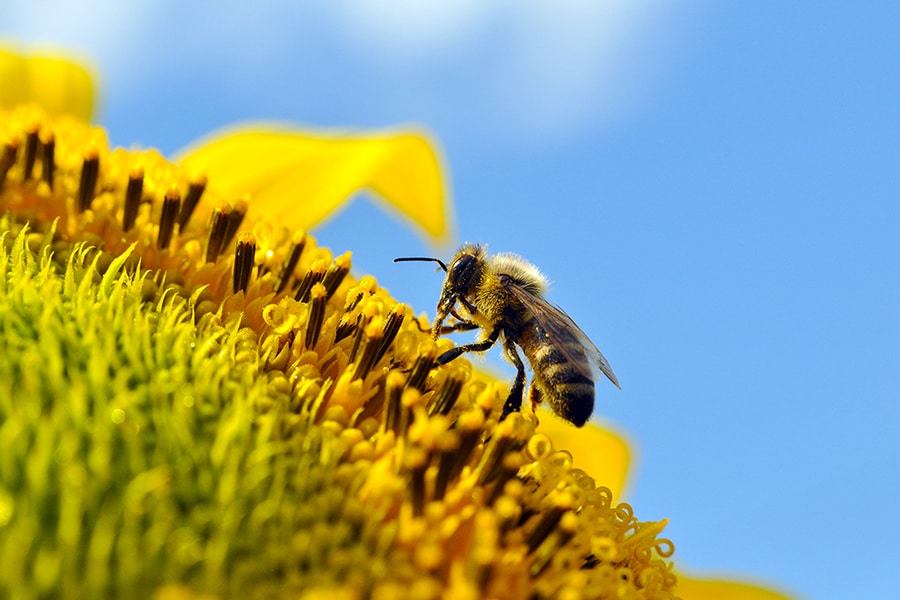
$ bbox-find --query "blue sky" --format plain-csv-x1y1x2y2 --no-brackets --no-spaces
4,2,898,598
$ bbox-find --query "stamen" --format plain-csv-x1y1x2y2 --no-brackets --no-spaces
322,251,351,300
77,149,99,212
222,199,247,250
294,258,327,302
429,369,465,417
405,342,437,393
347,314,366,363
275,231,305,294
375,304,405,365
205,203,231,263
334,313,359,344
621,519,670,552
177,174,207,229
435,408,483,498
157,188,181,250
399,388,423,436
0,140,19,189
352,318,385,380
305,283,327,349
526,503,568,553
349,306,404,381
529,509,578,577
40,131,55,188
382,371,405,433
23,126,38,180
405,446,428,517
475,417,528,487
233,232,257,293
123,167,144,232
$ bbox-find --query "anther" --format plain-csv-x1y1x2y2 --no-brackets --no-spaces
233,232,257,293
305,283,327,349
352,318,385,380
23,127,38,180
123,167,144,232
405,446,429,517
433,426,467,500
222,199,247,250
157,188,181,249
334,313,359,344
275,231,305,294
429,370,465,417
294,258,327,302
40,131,55,188
475,419,527,487
529,509,578,577
347,315,366,363
526,505,567,553
405,343,436,393
78,149,99,211
206,204,231,263
322,251,352,300
438,410,483,494
0,140,19,189
375,304,405,365
382,372,405,433
177,174,207,229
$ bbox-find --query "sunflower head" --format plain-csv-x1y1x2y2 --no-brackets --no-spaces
0,103,681,598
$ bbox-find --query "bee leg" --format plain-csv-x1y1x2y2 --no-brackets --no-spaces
529,384,543,415
500,339,526,421
438,321,479,335
436,325,501,364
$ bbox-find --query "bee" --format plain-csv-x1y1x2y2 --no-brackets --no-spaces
395,243,620,426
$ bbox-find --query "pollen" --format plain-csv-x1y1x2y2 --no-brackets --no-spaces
0,105,680,598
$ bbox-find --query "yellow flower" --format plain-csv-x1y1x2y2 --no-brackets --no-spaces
0,47,793,599
0,44,95,121
0,102,679,599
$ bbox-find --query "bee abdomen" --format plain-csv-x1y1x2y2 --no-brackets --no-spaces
530,344,595,427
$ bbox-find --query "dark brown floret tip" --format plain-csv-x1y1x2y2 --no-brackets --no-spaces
23,126,39,180
123,167,144,232
77,149,99,212
232,232,257,294
0,140,18,189
40,131,55,189
177,174,207,229
156,188,181,250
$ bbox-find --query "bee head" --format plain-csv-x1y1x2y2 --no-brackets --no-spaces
394,244,486,337
430,244,482,328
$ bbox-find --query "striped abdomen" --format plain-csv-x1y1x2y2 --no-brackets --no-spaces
520,326,595,427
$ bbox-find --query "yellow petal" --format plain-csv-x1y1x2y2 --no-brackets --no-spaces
675,575,796,600
0,44,95,121
535,408,631,500
177,126,451,243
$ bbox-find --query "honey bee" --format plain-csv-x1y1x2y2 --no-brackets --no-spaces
395,243,620,426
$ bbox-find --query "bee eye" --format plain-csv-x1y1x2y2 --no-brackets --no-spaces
448,254,477,289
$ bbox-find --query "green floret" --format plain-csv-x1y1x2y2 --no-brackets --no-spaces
0,219,392,599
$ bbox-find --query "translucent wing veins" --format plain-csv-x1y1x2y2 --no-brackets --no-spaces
502,277,621,389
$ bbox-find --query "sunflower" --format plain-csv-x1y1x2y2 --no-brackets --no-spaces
0,45,793,600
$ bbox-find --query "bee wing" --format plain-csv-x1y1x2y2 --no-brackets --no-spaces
503,279,621,389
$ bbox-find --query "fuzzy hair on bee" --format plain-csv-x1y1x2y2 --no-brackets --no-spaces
395,243,620,427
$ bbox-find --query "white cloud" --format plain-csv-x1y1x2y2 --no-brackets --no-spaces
329,0,495,61
499,0,679,136
325,0,685,137
1,1,152,80
1,0,687,142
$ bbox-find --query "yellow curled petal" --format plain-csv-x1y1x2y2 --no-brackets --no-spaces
0,45,95,121
675,575,796,600
534,408,631,500
176,126,451,243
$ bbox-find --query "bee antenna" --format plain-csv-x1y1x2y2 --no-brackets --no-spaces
393,256,448,272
